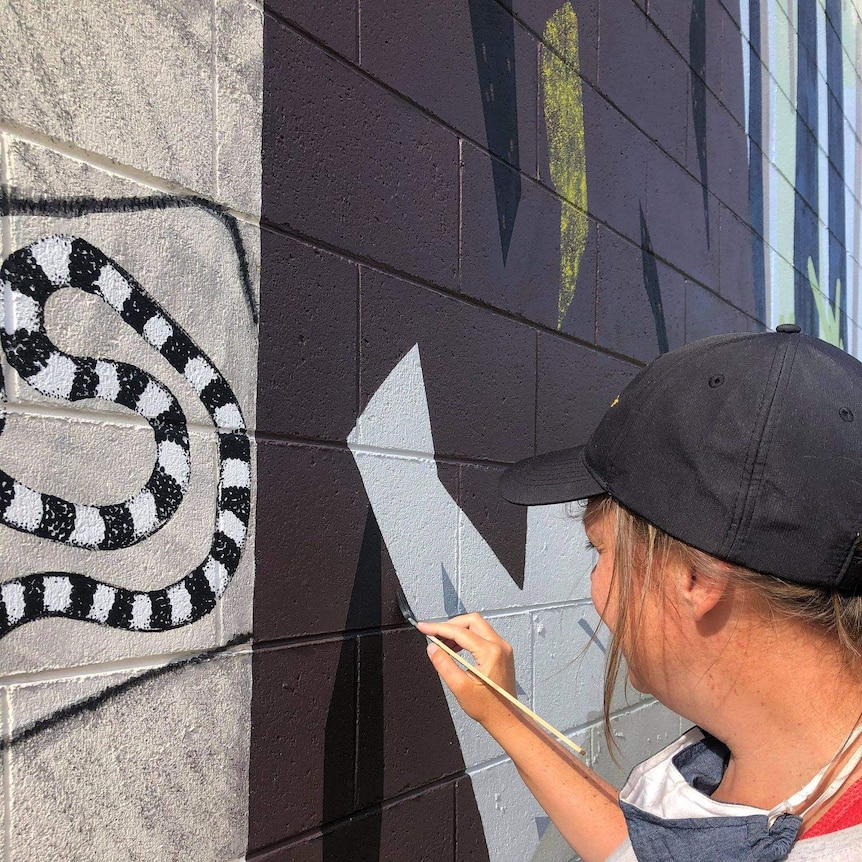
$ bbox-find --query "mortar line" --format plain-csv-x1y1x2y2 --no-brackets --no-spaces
211,0,220,201
1,399,251,438
0,120,260,228
0,135,12,257
264,0,855,234
457,138,463,285
534,331,539,454
252,599,595,653
0,134,16,405
356,0,362,64
536,39,541,180
455,464,462,610
247,771,463,858
464,698,662,777
530,609,536,710
0,639,252,687
356,266,362,417
2,687,11,862
259,218,662,364
262,4,740,224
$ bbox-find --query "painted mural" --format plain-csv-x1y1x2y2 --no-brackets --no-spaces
0,0,261,859
741,0,862,352
4,0,862,860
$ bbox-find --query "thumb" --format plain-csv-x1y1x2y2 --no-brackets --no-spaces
426,642,463,687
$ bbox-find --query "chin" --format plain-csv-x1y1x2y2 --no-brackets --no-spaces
626,668,650,696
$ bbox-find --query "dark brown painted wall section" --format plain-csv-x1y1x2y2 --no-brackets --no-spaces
250,0,758,858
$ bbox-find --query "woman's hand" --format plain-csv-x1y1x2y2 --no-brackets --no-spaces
417,613,518,727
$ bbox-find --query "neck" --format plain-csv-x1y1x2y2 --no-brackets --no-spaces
680,623,862,809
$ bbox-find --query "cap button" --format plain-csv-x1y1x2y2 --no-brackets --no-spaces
776,323,802,334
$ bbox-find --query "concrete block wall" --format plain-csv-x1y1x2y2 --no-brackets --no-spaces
3,1,862,861
0,0,261,859
251,1,758,860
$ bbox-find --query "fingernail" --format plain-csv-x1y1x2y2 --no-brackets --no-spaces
426,643,439,658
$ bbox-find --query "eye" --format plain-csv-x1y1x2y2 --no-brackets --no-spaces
584,540,596,552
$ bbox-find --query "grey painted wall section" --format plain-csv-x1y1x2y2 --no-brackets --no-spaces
0,1,261,859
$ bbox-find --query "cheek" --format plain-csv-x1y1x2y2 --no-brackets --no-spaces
590,562,615,630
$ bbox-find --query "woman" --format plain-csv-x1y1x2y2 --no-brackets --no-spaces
418,326,862,861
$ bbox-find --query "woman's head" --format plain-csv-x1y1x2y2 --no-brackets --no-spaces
583,493,862,750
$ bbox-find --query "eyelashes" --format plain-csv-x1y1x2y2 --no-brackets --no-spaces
584,540,596,551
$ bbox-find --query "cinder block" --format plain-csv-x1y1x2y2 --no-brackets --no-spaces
580,85,650,245
536,333,639,454
719,2,747,127
599,7,688,164
248,639,355,849
254,440,402,641
257,783,456,862
595,225,686,363
263,21,458,290
648,0,724,97
0,415,234,675
460,143,595,342
532,605,606,732
0,0,215,193
686,281,758,342
697,90,749,219
257,230,358,442
361,0,537,173
217,0,264,216
458,464,527,590
718,205,759,318
455,776,491,862
465,750,588,862
590,699,682,790
360,268,536,464
266,0,358,61
9,651,251,860
355,628,466,807
645,145,720,290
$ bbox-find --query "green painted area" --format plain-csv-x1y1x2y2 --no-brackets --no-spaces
541,2,589,330
808,257,844,348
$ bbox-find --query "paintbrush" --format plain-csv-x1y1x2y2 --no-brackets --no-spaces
395,581,586,757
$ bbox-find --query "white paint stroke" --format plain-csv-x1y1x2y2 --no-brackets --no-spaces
348,344,599,862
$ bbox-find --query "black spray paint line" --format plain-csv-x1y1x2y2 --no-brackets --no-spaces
639,205,669,355
793,0,819,334
468,0,521,263
324,506,383,860
0,188,258,324
689,0,710,246
0,631,252,753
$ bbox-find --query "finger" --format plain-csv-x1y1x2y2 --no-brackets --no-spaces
447,612,502,641
426,643,478,690
416,621,488,654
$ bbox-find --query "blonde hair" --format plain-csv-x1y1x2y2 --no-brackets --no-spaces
583,494,862,752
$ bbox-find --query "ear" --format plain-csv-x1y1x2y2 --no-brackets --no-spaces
676,563,729,623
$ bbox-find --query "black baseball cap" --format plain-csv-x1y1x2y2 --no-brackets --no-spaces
500,325,862,592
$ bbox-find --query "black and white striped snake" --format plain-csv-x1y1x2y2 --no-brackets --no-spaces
0,235,251,638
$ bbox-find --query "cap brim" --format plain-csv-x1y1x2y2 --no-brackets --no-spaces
499,446,606,505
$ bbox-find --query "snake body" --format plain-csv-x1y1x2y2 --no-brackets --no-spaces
0,235,251,637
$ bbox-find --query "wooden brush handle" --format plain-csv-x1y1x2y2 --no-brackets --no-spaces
426,633,586,757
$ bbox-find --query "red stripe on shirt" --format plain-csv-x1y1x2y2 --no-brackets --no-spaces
800,774,862,839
